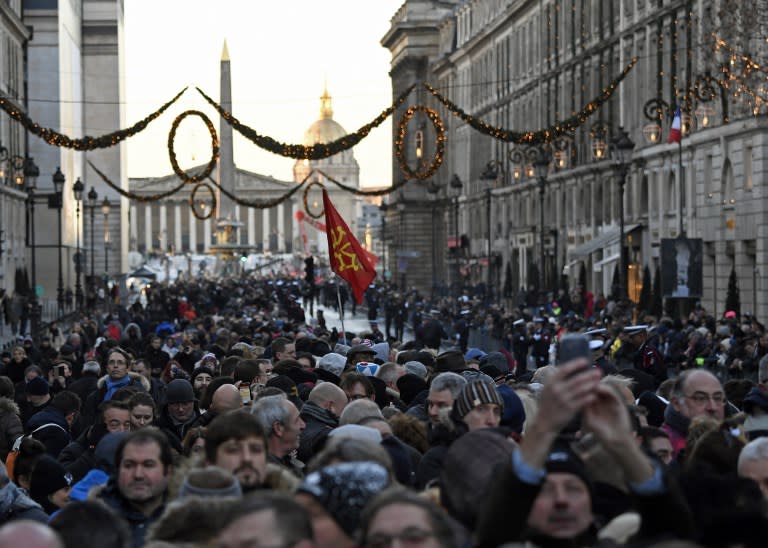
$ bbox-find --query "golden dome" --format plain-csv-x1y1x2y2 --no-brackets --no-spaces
303,85,347,145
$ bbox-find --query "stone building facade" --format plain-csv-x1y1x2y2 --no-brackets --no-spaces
383,0,768,317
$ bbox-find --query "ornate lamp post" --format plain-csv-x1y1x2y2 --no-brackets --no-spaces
52,167,65,317
378,202,388,282
611,127,636,303
532,148,552,298
87,186,98,308
449,174,463,294
22,158,40,336
73,177,84,310
480,160,506,304
101,196,111,280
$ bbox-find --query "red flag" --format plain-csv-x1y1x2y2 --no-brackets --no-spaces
323,190,376,304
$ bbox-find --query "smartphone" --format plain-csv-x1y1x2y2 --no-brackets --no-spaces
54,365,65,377
239,385,252,404
558,334,591,366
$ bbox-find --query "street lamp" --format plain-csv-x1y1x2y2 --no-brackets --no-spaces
480,160,506,304
73,177,84,310
22,158,40,337
611,127,636,303
449,174,463,294
52,167,65,317
87,186,98,308
101,196,111,281
378,201,388,282
426,179,441,298
532,147,552,299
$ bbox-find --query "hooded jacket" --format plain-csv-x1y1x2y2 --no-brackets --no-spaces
26,405,71,458
297,400,338,464
0,397,23,462
82,372,150,425
0,479,48,525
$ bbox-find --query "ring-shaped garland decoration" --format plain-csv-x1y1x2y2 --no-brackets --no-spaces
190,182,217,220
395,105,446,181
303,181,326,219
168,110,220,184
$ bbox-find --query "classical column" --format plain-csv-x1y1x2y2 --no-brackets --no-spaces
188,206,197,253
248,207,256,246
262,207,270,251
144,204,152,252
174,203,182,251
203,217,211,252
130,205,138,251
159,204,168,251
277,202,285,252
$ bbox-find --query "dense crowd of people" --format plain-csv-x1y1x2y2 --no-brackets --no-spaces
0,273,766,547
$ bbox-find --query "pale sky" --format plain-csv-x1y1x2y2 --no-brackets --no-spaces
124,0,403,187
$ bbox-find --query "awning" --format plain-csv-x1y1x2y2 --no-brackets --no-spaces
567,224,640,260
593,253,620,271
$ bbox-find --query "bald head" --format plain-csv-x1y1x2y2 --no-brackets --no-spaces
308,382,348,418
0,521,63,548
211,384,243,413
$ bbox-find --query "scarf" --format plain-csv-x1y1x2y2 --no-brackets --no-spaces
104,375,131,401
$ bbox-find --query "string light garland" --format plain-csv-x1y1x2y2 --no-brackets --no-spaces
209,171,314,210
1,88,187,150
88,160,188,202
190,182,217,220
422,58,638,145
196,85,416,159
168,110,220,183
303,181,325,219
394,106,446,180
315,170,413,197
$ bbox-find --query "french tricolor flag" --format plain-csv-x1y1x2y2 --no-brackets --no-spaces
668,106,682,144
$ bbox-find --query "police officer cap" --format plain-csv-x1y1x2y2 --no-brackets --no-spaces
623,325,648,335
513,319,525,326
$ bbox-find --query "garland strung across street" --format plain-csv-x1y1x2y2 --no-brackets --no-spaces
423,57,638,145
395,106,446,180
10,61,642,220
88,160,188,202
168,110,220,183
0,88,187,150
196,85,416,160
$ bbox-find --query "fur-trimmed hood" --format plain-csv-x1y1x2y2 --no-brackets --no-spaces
0,396,20,416
96,371,151,392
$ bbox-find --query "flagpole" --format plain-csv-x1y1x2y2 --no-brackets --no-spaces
678,138,684,236
335,278,348,345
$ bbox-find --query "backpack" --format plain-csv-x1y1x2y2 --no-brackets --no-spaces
5,423,68,480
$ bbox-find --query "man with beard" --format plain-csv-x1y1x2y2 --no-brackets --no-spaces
204,410,269,493
98,427,173,548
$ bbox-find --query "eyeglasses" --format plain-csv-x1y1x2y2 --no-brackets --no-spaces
685,392,726,405
365,528,436,548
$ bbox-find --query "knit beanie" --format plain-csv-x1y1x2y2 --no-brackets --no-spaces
454,379,504,419
496,384,526,433
25,377,50,396
545,445,594,496
166,379,195,404
296,462,389,537
29,455,72,513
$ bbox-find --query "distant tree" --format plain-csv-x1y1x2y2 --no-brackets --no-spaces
651,265,663,318
638,264,652,315
725,266,741,316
